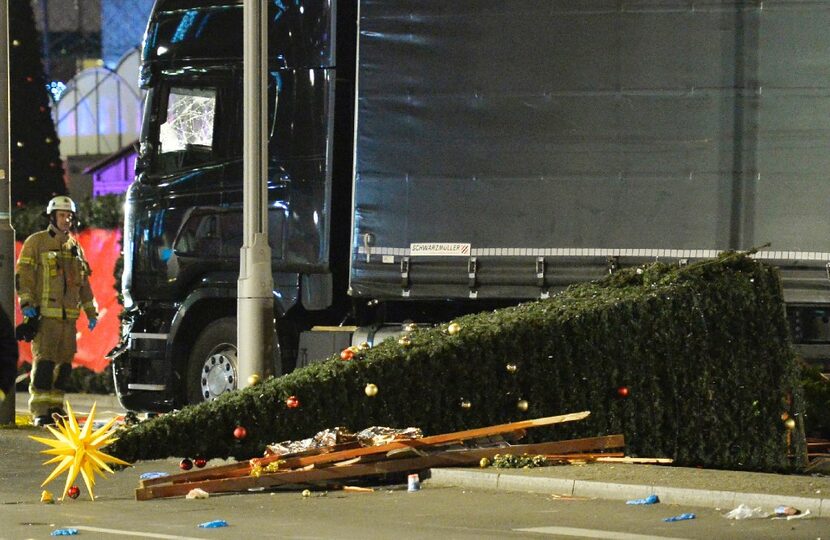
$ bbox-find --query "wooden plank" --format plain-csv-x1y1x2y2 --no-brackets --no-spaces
135,435,609,500
140,440,362,488
594,457,673,464
342,485,374,493
804,456,830,473
142,411,590,488
544,452,626,461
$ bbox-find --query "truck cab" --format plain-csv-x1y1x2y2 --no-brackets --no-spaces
112,0,355,411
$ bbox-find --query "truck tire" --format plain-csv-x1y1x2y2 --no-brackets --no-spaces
186,318,238,404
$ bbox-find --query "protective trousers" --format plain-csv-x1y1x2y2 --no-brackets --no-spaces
28,317,77,417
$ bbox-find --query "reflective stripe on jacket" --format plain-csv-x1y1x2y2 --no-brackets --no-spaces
15,225,98,321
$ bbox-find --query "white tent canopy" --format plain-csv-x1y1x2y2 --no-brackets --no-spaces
55,47,143,157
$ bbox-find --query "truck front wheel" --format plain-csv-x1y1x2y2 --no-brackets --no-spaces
186,318,238,404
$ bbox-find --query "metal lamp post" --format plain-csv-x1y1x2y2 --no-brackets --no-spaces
238,0,274,389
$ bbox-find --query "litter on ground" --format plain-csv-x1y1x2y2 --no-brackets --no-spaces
626,494,659,505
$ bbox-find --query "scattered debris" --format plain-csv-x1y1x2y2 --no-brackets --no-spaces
197,520,228,528
139,472,168,480
343,486,375,493
185,488,209,499
491,453,548,468
50,529,78,536
135,412,624,500
626,494,659,505
548,494,591,501
40,490,54,504
265,426,421,456
723,504,814,521
773,509,812,521
663,512,695,522
407,473,420,492
723,504,769,519
774,505,800,517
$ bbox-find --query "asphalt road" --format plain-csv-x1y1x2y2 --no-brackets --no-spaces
1,427,827,540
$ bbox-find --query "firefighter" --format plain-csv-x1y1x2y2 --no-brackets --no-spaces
15,196,98,426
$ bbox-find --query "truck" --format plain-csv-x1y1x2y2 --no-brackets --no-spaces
111,0,830,412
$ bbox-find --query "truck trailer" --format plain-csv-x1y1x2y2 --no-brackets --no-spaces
111,0,830,412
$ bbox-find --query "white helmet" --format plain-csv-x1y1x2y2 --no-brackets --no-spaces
46,195,76,215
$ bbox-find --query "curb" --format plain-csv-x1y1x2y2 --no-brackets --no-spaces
425,468,830,518
15,393,124,412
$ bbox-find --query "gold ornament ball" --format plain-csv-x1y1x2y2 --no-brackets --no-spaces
479,457,490,468
302,489,311,498
404,322,418,333
28,176,36,182
12,40,20,47
358,341,370,351
364,383,379,397
247,373,261,386
398,335,412,347
45,137,52,143
506,363,518,373
16,141,23,148
780,411,790,421
447,322,461,335
516,399,529,412
460,399,472,409
784,418,796,430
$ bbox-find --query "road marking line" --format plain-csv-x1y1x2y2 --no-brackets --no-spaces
515,526,691,540
69,526,206,539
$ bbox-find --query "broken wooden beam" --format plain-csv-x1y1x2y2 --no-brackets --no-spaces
136,435,618,500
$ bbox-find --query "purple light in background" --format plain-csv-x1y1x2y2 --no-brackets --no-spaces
93,149,137,197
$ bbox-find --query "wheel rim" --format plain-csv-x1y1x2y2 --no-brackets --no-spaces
200,343,238,400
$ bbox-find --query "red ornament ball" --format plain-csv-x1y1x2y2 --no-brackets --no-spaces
195,457,207,468
67,486,80,499
617,386,630,398
25,76,33,83
286,395,300,409
233,426,247,440
179,458,193,471
340,348,354,361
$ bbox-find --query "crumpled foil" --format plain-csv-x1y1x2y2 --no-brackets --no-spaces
265,426,423,456
266,426,356,456
356,426,423,447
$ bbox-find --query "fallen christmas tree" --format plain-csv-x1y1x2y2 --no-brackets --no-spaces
107,252,807,472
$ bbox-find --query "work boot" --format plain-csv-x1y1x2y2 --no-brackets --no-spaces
33,414,55,427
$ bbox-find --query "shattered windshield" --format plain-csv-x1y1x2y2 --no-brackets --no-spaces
156,86,217,171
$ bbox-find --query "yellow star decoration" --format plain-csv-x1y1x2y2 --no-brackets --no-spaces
29,401,130,501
